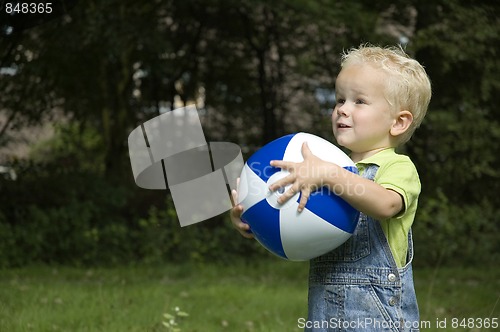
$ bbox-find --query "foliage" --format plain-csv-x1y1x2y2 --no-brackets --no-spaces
414,190,499,267
0,161,266,267
405,0,500,267
0,118,265,266
0,0,498,267
137,202,266,265
0,168,131,267
409,0,500,204
29,121,106,173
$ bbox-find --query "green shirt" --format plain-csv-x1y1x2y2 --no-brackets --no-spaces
356,148,420,267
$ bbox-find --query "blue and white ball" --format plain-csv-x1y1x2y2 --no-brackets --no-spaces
237,132,360,261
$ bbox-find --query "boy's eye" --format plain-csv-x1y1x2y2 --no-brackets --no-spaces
355,99,365,104
336,99,345,104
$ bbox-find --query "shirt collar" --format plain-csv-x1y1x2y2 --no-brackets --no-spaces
355,148,396,167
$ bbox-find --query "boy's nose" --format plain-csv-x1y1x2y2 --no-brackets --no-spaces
336,105,348,117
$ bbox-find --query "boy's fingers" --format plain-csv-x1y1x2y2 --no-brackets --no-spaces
235,220,248,230
232,220,252,238
270,160,294,170
297,187,311,212
232,216,254,239
301,142,312,157
229,192,254,239
239,228,254,239
231,189,238,203
277,184,300,204
268,173,295,192
231,204,243,218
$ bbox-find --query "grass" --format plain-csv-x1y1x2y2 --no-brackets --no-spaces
0,260,498,331
416,265,500,331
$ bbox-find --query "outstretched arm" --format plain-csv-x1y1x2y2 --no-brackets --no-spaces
268,142,403,220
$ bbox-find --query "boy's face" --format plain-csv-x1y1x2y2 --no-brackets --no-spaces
332,63,397,159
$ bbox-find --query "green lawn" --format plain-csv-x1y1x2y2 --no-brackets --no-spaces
0,261,498,331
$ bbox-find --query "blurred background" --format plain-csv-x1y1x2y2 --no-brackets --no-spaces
0,0,498,269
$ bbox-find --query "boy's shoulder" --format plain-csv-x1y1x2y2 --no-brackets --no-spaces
356,148,419,186
356,148,415,169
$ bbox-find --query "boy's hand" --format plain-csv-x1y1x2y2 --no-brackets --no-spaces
230,180,254,239
269,142,332,212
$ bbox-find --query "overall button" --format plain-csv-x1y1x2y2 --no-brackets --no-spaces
388,297,398,306
388,273,397,282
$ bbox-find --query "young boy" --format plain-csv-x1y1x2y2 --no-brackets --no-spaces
231,44,431,331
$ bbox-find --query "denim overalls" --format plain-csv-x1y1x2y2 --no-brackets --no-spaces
306,165,420,332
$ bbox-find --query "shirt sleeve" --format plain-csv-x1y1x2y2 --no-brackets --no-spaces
374,158,421,219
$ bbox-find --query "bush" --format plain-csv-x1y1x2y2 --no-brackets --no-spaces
413,189,499,267
0,162,264,267
1,166,497,268
0,169,132,267
133,199,266,265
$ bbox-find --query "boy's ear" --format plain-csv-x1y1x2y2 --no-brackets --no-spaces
390,110,413,137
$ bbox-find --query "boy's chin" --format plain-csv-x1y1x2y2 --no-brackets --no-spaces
333,137,352,150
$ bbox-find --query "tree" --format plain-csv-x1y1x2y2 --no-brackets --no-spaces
405,0,499,265
410,0,500,204
1,0,498,266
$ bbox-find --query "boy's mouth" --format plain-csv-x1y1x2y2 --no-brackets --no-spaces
337,123,351,129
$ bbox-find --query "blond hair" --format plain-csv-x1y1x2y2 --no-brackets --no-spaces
341,44,432,144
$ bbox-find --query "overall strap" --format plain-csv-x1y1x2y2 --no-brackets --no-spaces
361,163,379,182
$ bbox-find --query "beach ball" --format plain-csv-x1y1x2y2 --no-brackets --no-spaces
237,132,360,261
